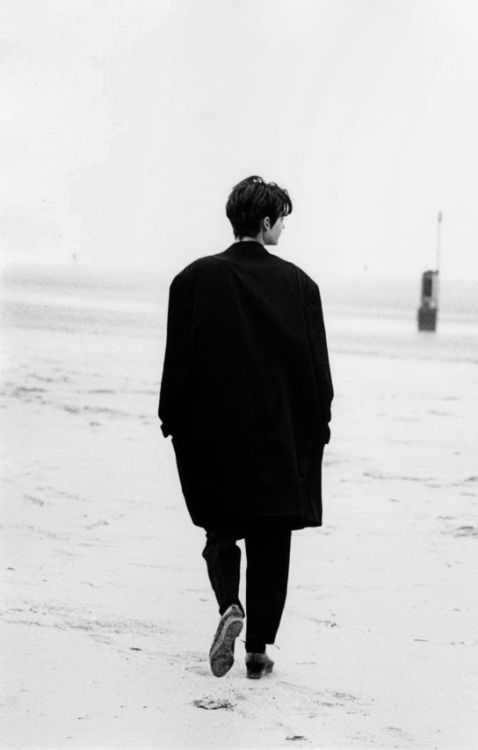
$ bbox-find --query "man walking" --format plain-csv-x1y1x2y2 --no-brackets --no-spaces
158,175,333,679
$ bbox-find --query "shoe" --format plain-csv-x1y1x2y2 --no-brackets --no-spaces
209,604,244,677
245,651,274,679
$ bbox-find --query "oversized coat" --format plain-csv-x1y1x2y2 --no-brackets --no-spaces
158,240,333,530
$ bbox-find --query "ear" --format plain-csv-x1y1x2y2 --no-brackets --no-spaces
263,216,271,231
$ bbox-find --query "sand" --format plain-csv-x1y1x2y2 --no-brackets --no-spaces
1,268,477,749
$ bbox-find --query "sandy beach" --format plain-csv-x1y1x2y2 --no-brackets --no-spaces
1,266,477,749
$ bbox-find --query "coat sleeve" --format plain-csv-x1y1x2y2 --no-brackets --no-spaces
158,268,195,438
303,277,334,443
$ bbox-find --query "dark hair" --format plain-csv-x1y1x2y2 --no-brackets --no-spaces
225,175,293,239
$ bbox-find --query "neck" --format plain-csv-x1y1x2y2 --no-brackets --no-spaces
238,233,265,245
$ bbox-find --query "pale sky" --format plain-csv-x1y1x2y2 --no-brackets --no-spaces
2,0,478,280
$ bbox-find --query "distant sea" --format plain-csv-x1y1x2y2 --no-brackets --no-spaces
2,264,478,365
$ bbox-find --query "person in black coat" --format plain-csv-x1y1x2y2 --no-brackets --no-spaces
158,175,333,679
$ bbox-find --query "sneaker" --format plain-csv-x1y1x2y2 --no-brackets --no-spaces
245,651,274,679
209,604,244,677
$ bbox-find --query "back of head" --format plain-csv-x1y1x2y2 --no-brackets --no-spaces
226,175,293,239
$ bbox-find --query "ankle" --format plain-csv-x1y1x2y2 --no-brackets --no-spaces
245,643,266,654
219,600,244,617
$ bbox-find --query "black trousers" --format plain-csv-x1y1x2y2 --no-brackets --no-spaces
202,520,292,653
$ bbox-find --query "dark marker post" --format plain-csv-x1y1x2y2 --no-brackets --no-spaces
418,211,442,332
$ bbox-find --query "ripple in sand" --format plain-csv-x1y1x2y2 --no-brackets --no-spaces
24,494,46,506
363,470,436,483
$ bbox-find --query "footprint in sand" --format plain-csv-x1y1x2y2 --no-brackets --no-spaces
384,725,415,743
193,697,234,710
185,664,210,677
454,525,478,538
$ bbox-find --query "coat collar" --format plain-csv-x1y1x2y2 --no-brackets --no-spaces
225,240,270,256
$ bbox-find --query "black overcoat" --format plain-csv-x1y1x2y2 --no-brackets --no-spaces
158,240,333,530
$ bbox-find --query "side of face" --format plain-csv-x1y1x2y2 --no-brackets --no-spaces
262,215,284,245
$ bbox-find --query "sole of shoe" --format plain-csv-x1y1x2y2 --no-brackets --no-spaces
209,615,244,678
